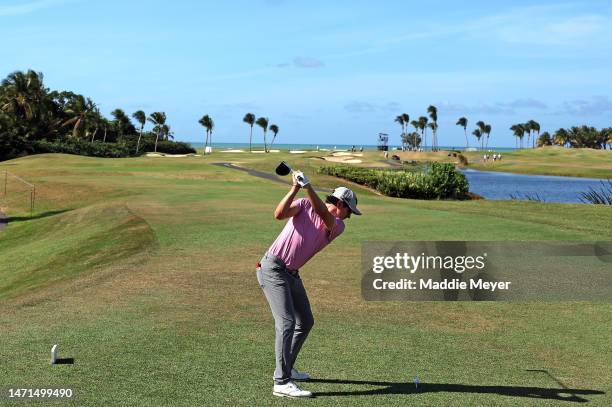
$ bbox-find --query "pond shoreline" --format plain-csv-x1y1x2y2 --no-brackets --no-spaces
459,168,609,204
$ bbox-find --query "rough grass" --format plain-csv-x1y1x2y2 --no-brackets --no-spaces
0,203,156,300
0,153,611,406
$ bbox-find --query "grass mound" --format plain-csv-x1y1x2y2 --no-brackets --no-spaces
0,203,156,299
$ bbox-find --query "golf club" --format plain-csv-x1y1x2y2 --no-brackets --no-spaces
275,161,307,185
275,161,293,176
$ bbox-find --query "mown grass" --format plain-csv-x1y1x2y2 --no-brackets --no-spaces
229,146,612,178
0,152,611,406
463,147,612,178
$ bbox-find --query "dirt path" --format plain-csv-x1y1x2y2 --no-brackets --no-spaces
212,162,332,193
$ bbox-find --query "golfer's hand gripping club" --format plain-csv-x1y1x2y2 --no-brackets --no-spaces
293,171,310,187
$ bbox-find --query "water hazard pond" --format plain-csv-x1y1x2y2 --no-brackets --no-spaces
460,169,610,204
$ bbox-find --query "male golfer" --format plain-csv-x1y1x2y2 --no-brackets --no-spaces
256,170,361,398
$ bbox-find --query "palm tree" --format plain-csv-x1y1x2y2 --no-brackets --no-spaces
0,70,46,121
63,95,95,139
243,113,256,152
256,117,269,152
147,112,166,153
394,115,405,149
111,108,133,141
90,106,104,142
418,116,428,150
132,110,146,154
410,120,420,150
484,124,492,150
472,128,482,149
427,105,438,151
553,128,569,147
401,113,410,149
160,124,173,141
269,124,279,148
537,131,552,147
524,121,532,148
475,121,486,150
527,120,540,148
456,117,468,149
510,124,524,149
522,123,530,149
427,122,438,149
198,115,214,155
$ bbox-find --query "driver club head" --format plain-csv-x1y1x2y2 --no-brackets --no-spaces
275,161,293,176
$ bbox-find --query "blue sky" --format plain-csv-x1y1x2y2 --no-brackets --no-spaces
2,0,611,147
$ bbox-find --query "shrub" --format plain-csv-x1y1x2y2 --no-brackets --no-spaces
31,139,196,158
33,139,132,158
318,162,469,200
130,139,196,155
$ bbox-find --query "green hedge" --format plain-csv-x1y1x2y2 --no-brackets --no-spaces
31,139,196,158
33,139,133,158
318,162,469,200
132,139,196,155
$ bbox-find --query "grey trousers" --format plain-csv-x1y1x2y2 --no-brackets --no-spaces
256,252,314,385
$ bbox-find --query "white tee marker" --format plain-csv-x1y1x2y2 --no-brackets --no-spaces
51,344,58,364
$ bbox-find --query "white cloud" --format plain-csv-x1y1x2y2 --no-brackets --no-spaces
469,5,612,46
324,4,612,60
556,96,612,115
292,57,324,68
0,0,73,17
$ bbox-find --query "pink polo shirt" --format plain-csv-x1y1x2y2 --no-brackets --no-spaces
268,198,345,270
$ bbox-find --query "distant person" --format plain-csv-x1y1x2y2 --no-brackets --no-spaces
499,154,502,161
359,146,363,152
257,172,361,398
493,153,497,161
384,150,389,159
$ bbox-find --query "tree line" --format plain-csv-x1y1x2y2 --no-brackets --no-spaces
0,70,284,160
394,107,611,150
0,70,193,161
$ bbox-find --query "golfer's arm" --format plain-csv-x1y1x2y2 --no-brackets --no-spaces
274,185,301,220
304,185,335,230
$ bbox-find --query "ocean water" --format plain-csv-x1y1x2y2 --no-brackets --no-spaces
187,142,518,152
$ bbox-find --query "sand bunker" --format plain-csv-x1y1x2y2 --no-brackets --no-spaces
322,156,363,164
146,153,197,158
332,152,363,157
290,150,307,154
220,149,245,153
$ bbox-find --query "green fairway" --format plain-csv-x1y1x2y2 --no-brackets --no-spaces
1,153,611,406
334,146,612,179
464,147,612,179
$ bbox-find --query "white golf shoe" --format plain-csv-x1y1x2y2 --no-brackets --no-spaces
291,368,311,381
273,381,313,398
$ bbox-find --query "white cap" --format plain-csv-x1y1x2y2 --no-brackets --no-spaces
331,187,361,215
